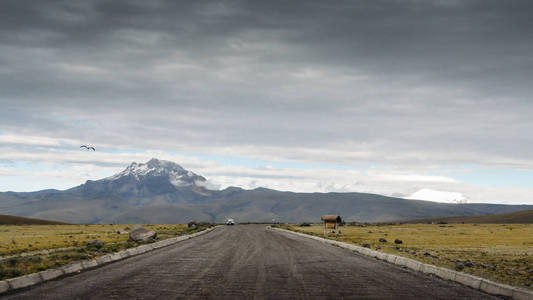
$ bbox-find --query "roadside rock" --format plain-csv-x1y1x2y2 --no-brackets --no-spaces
128,227,157,242
379,238,387,243
188,221,197,229
394,239,403,244
362,243,371,248
87,240,104,247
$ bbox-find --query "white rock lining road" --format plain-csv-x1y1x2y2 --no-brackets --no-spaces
0,225,531,299
270,227,533,300
0,226,218,295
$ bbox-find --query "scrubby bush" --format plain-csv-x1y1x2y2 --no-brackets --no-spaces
28,256,42,263
7,257,19,266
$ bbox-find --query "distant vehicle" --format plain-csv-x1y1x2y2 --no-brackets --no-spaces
226,218,235,225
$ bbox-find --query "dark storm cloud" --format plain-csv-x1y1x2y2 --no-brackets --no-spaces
3,0,532,91
1,0,533,168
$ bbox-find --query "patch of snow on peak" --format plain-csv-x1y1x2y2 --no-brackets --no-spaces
169,171,188,187
106,161,152,180
406,188,468,204
107,159,185,181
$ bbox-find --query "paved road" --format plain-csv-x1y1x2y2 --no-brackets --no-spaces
2,225,496,299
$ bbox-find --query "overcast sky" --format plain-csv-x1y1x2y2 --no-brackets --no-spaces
1,0,533,204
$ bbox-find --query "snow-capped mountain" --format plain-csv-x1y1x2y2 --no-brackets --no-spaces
70,158,213,200
106,158,208,189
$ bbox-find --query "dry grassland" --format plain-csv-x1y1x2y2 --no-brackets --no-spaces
0,224,205,280
283,223,533,290
0,224,187,256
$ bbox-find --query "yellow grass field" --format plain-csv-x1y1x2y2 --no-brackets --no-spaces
282,224,533,290
0,224,208,280
0,224,188,256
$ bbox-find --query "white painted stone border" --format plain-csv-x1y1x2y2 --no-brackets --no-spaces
268,226,533,300
0,226,218,295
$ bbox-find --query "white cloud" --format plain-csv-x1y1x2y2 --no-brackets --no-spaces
406,189,468,204
0,168,26,176
367,173,458,183
0,134,70,147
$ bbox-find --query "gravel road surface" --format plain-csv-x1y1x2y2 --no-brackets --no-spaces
2,225,497,299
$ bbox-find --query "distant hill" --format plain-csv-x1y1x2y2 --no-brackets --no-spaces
1,158,533,224
404,209,533,224
0,214,69,225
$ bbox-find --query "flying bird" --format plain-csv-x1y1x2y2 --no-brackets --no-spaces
80,145,96,151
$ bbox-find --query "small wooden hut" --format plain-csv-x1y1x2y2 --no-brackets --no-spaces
321,215,342,236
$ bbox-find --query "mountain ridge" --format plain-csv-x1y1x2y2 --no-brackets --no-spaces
1,158,532,224
0,214,69,225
